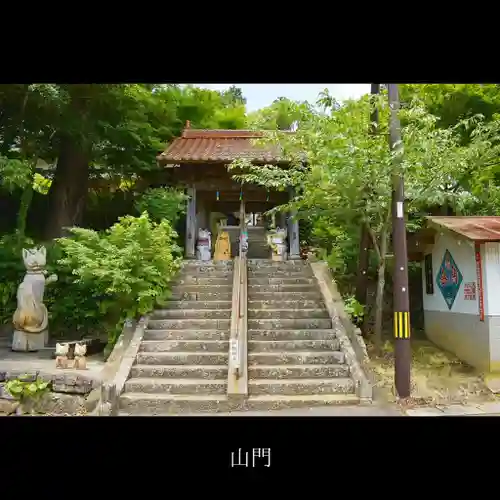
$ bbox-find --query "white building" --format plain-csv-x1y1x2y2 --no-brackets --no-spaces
412,216,500,372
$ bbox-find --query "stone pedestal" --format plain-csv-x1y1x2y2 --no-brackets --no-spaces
11,330,48,352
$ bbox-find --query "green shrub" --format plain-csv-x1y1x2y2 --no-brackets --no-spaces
134,187,188,226
343,295,366,325
54,212,182,348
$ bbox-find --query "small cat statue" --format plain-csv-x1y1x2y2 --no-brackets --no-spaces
74,343,87,370
55,343,69,369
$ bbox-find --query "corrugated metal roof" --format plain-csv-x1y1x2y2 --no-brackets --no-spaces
157,124,290,164
427,216,500,242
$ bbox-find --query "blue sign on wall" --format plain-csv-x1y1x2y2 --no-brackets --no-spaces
436,249,463,310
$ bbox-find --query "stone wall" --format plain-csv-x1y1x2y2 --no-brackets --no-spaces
0,370,101,416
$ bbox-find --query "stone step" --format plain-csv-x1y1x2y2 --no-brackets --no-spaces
178,274,233,281
144,329,229,341
248,318,332,330
248,300,322,309
119,393,359,414
159,301,232,310
136,351,228,366
139,340,229,352
248,378,355,395
249,364,350,379
147,318,231,330
248,284,318,293
171,285,233,293
119,393,231,414
243,394,359,410
248,259,308,266
179,268,233,275
248,277,316,285
248,252,271,258
124,378,227,395
182,261,233,269
248,309,329,319
248,351,345,365
249,270,313,277
248,339,340,352
248,329,337,341
247,292,322,301
151,309,231,319
176,277,233,286
169,292,233,301
131,364,228,379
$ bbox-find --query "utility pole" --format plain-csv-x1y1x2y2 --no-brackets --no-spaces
355,84,380,334
388,83,411,399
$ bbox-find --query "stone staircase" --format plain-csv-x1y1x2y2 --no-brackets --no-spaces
118,258,360,415
225,226,270,259
245,259,359,408
246,227,270,259
119,260,234,415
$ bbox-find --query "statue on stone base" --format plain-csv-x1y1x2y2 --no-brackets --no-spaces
11,246,58,352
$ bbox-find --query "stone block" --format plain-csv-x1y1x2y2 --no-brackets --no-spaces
0,399,19,415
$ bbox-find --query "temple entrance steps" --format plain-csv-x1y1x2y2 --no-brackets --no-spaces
245,259,359,408
119,260,234,415
118,259,364,415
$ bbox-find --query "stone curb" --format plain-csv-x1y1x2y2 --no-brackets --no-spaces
85,319,138,414
93,316,148,416
310,262,372,402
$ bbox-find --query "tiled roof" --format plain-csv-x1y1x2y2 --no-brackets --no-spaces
427,216,500,242
157,123,289,164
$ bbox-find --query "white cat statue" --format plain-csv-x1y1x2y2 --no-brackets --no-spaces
12,246,58,352
74,343,87,370
55,343,69,369
196,229,212,261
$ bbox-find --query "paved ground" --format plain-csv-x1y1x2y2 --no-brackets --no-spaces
179,404,404,417
0,333,105,379
405,402,500,416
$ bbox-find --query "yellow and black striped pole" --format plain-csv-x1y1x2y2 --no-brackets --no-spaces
388,83,411,398
393,311,410,339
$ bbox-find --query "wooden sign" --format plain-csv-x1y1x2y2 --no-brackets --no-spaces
463,282,476,300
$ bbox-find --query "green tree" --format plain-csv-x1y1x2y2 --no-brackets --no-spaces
231,94,500,342
247,97,312,131
0,84,248,240
221,85,247,106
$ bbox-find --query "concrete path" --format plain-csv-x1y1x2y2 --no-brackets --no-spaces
0,334,105,380
179,404,404,417
405,402,500,416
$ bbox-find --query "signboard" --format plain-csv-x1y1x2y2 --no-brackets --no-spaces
463,282,476,300
436,249,463,310
230,339,239,363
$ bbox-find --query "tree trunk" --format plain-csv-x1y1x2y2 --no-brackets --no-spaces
43,136,90,240
355,84,380,334
16,171,35,247
355,223,371,331
373,223,389,346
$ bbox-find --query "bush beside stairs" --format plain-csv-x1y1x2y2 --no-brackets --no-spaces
118,259,364,415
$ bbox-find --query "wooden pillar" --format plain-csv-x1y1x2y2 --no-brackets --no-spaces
288,188,300,260
185,185,196,259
